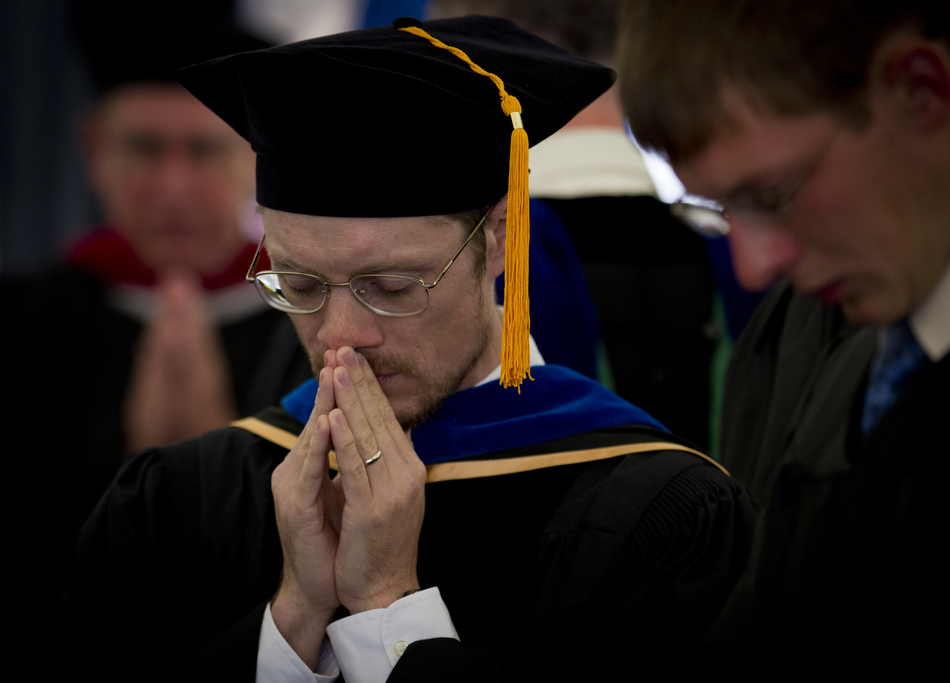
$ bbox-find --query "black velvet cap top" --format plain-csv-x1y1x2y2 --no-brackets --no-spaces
176,15,615,217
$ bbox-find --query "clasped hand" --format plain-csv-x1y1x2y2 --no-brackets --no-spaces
270,346,427,665
124,272,238,453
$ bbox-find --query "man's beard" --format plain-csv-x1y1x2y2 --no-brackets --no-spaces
308,300,494,431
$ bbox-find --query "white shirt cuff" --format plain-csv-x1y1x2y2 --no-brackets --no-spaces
326,587,459,683
257,602,340,682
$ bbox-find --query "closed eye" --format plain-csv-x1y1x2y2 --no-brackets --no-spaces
279,273,324,293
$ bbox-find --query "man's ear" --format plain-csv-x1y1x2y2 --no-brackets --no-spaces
483,194,508,280
879,39,950,133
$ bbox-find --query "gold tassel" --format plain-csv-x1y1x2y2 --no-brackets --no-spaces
499,95,531,391
399,25,533,391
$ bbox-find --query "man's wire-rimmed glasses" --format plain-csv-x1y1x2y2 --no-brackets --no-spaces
671,124,843,238
245,207,492,317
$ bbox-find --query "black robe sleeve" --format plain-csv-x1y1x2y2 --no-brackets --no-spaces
60,424,288,681
389,450,757,681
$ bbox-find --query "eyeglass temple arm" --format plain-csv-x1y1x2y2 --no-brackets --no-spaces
246,234,267,283
427,206,493,289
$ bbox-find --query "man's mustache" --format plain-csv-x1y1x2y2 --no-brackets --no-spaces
312,350,418,381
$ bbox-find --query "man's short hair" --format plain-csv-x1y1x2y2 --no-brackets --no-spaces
618,0,950,163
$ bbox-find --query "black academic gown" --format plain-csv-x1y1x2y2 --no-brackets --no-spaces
62,369,755,681
715,283,950,674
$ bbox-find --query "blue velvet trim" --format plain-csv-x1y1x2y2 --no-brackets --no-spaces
281,365,667,465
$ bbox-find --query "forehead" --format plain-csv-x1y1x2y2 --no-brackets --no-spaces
673,92,836,197
261,209,454,272
98,83,239,140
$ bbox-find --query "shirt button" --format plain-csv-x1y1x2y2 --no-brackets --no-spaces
394,640,409,657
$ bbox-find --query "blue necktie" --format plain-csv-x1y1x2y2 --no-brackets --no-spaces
860,320,929,437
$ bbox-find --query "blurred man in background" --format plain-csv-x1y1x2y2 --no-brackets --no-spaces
5,2,310,661
620,0,950,671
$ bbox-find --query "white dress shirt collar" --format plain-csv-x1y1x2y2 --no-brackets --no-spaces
475,334,545,387
909,260,950,362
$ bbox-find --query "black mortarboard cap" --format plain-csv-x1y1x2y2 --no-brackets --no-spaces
176,15,615,218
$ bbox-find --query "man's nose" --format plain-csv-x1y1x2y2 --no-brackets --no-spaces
727,219,803,292
154,150,199,198
315,285,385,351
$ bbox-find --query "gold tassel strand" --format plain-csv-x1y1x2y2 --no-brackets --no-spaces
399,24,533,391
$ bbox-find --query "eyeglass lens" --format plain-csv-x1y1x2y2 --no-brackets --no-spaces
255,272,430,316
671,203,730,238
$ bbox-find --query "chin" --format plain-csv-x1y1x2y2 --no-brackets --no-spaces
839,295,905,327
391,387,454,432
391,404,428,432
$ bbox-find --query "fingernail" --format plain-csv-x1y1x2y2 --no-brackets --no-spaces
332,410,345,427
342,348,357,367
338,369,351,387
